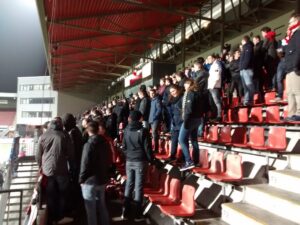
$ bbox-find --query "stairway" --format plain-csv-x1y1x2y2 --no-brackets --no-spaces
221,154,300,225
3,157,38,225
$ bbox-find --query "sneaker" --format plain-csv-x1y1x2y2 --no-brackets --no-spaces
290,115,300,122
165,157,176,163
56,217,74,224
270,97,282,103
179,162,195,171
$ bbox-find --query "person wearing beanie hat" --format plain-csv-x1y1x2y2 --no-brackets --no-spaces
121,110,153,221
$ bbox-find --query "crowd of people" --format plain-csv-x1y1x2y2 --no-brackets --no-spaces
35,13,300,225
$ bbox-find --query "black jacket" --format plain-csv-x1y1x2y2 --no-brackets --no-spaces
240,42,254,70
229,59,240,77
139,97,151,121
123,121,153,162
79,135,110,185
170,95,183,131
253,41,264,70
105,113,118,139
182,90,203,127
285,29,300,74
69,127,83,172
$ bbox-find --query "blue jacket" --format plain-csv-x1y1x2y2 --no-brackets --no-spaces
240,41,254,70
148,96,162,124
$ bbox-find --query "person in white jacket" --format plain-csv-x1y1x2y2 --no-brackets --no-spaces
207,54,222,121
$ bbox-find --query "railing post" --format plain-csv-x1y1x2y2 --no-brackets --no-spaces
19,190,23,225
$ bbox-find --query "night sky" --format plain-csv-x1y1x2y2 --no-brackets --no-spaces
0,0,46,93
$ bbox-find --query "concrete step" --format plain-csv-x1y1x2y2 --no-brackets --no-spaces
222,202,298,225
269,169,300,194
289,155,300,171
245,184,300,223
11,177,37,183
194,218,229,225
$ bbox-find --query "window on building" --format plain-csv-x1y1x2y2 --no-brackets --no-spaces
20,98,54,104
0,100,8,104
22,111,52,118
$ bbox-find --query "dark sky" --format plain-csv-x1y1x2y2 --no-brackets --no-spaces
0,0,46,93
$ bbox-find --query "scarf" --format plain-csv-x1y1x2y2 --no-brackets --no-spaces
283,21,300,45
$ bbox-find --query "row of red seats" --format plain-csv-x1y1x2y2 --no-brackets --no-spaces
205,125,287,151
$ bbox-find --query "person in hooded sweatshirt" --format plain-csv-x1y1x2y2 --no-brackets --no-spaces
36,118,75,225
121,110,153,221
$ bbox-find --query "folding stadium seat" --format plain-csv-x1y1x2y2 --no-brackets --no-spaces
145,165,160,189
219,126,232,145
247,127,266,150
158,138,166,154
231,127,248,147
249,106,263,124
199,149,209,169
206,126,218,143
266,106,283,124
267,127,287,151
147,174,171,198
159,185,196,217
231,97,240,108
225,109,238,123
149,178,181,205
264,91,276,105
208,154,243,182
238,108,249,123
193,151,224,174
253,93,260,105
144,173,169,197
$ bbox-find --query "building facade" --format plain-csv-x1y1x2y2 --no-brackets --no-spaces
16,76,58,126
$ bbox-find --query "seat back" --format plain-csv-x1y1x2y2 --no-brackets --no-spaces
226,154,243,179
200,149,209,169
249,127,265,147
181,185,196,214
158,173,167,191
219,126,232,144
232,127,247,145
264,92,276,104
168,178,181,202
207,126,218,142
210,151,225,173
226,109,238,123
250,107,263,123
238,108,249,123
268,127,287,151
158,138,166,154
162,174,171,195
266,106,280,123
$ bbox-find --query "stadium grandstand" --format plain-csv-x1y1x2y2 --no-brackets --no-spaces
1,0,300,225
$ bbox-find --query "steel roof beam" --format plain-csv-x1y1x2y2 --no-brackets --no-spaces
54,68,122,77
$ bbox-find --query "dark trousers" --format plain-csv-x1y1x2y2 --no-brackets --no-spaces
276,59,287,98
170,129,180,158
150,120,160,152
46,176,70,225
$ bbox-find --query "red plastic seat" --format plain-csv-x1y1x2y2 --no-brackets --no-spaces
144,173,167,196
249,107,263,124
149,178,181,205
193,151,224,174
208,154,243,182
238,108,249,123
248,127,267,150
206,126,218,143
158,138,166,153
266,106,283,124
145,165,160,189
267,127,287,151
264,92,276,105
199,149,209,169
159,185,196,217
225,109,238,123
231,127,247,147
219,126,232,144
146,174,170,198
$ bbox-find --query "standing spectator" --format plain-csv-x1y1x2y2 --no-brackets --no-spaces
175,72,187,91
104,107,118,139
240,35,255,106
228,50,243,104
148,89,162,153
284,13,300,121
162,78,173,132
138,90,151,129
79,121,111,225
157,78,166,97
9,134,20,177
165,85,183,163
207,54,222,121
122,111,153,220
253,35,265,102
36,118,75,225
273,47,287,102
179,79,203,171
261,27,279,90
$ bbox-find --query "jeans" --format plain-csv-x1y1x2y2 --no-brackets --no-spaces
197,117,206,137
150,120,160,152
124,161,146,203
209,89,222,118
178,118,202,165
170,129,180,158
276,59,287,98
46,176,69,224
81,184,110,225
240,69,255,104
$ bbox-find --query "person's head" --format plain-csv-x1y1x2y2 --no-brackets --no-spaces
105,107,112,116
139,84,147,93
234,50,241,60
169,84,182,98
62,113,76,132
133,93,139,100
138,90,145,99
252,35,261,45
175,72,184,82
206,54,216,64
81,118,90,128
288,13,300,28
128,110,142,123
98,122,107,136
43,121,50,133
184,79,198,92
86,121,99,136
50,117,63,131
261,26,271,38
149,89,156,99
159,78,165,86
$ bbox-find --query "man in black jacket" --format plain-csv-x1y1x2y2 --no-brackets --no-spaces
122,110,153,220
79,121,111,225
284,13,300,121
36,118,75,225
138,90,151,129
240,35,255,106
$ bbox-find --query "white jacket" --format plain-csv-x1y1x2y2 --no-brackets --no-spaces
208,60,222,89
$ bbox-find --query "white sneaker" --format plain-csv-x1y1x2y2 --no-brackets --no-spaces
57,217,74,224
